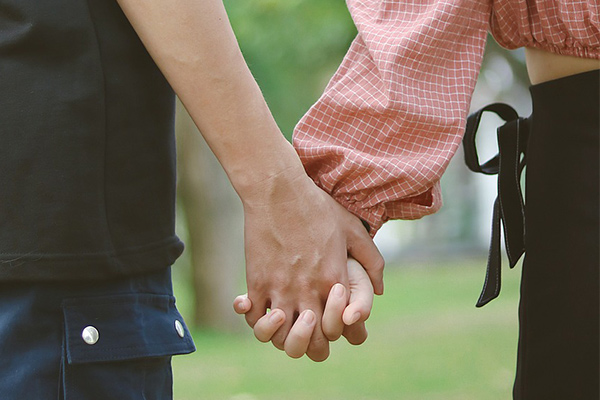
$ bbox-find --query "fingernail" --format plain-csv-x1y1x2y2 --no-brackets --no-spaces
236,300,247,312
349,312,361,325
269,310,284,324
332,283,344,297
301,310,315,325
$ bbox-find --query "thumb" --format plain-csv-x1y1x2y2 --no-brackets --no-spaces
347,222,385,295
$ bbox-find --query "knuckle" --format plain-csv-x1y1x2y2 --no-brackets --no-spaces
313,277,340,298
347,215,364,232
371,256,385,273
309,333,329,351
287,329,310,344
292,278,313,293
247,284,267,299
322,273,342,290
292,282,325,303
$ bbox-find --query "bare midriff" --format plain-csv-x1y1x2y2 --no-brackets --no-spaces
525,47,600,85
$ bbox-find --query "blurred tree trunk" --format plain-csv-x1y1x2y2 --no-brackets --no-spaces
175,99,244,332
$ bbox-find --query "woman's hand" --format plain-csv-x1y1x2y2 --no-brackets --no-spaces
234,258,376,360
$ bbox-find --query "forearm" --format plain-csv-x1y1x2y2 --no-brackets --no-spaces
116,0,304,201
116,0,384,361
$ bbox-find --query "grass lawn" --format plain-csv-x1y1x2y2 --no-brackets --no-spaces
172,260,521,400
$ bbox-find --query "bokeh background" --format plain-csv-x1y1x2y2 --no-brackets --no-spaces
171,1,532,398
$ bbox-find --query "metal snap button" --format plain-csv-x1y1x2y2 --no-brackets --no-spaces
81,326,99,345
174,320,185,338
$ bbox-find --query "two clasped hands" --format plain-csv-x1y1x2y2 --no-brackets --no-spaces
231,169,385,361
115,0,385,362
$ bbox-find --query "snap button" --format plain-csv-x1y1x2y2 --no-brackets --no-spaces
81,326,99,345
174,320,185,338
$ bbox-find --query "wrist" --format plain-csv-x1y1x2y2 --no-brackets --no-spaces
230,137,308,203
234,155,313,208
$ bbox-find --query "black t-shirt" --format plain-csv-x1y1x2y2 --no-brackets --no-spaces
0,0,184,280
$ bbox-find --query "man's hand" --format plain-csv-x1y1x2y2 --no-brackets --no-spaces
115,0,383,361
234,258,376,359
238,171,382,362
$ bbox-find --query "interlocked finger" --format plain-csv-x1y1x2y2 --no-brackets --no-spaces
305,313,331,362
322,283,347,341
253,309,286,342
342,320,368,345
283,309,317,358
269,305,295,351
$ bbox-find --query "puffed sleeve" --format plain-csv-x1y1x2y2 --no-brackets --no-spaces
293,0,492,235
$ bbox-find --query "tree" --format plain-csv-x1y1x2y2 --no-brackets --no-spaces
176,100,245,331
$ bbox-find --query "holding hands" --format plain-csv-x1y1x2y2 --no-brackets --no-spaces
233,171,384,361
116,0,384,361
234,257,375,360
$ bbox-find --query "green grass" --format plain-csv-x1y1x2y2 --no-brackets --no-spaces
172,260,521,400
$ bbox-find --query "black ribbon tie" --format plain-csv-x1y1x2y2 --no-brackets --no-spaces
463,103,529,307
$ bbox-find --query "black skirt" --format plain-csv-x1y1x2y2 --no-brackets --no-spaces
463,68,599,398
513,70,599,399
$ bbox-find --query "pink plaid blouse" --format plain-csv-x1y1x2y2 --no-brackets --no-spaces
293,0,600,235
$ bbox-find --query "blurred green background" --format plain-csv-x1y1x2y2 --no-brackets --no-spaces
171,0,531,399
172,260,521,400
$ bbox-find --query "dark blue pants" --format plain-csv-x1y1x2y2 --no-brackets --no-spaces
0,267,195,400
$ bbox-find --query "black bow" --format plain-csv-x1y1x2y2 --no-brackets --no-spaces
463,103,529,307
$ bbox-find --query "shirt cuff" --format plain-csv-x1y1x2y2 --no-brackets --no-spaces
332,182,443,237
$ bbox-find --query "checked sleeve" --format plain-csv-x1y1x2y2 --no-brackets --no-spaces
293,0,491,235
